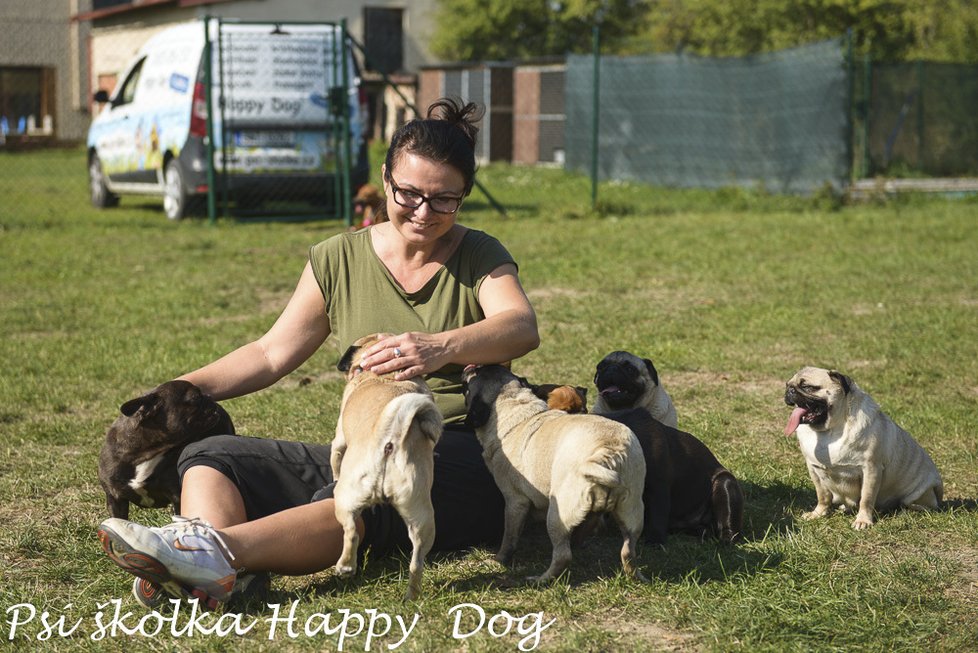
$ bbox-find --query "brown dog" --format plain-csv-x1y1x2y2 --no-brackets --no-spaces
352,183,387,229
332,334,443,600
98,380,235,519
529,383,588,413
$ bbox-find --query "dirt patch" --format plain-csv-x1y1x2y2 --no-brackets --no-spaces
526,286,589,301
668,370,784,399
579,607,701,651
942,545,978,605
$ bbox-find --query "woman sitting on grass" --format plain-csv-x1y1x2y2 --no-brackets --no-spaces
97,97,540,608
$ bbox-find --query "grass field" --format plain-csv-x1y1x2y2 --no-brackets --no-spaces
1,146,977,651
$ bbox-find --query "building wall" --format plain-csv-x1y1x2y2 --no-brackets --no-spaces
513,63,565,164
421,62,566,165
1,0,91,141
513,68,540,165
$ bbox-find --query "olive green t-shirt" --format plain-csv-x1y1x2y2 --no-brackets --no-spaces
309,227,516,423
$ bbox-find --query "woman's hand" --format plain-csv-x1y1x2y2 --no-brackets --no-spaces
359,332,449,380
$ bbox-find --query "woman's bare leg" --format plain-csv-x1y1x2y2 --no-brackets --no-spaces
220,499,362,575
179,466,247,528
179,465,363,575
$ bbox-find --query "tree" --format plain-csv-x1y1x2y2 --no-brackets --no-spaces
640,0,978,62
430,0,978,63
430,0,651,62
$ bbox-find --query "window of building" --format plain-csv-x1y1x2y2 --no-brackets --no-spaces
0,67,55,138
92,0,131,10
363,7,404,74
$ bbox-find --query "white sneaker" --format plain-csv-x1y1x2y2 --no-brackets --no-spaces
98,516,237,608
132,571,270,610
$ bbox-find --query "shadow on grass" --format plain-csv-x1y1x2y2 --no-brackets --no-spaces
941,497,978,512
229,478,839,610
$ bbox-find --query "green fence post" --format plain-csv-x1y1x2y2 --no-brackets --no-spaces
340,18,353,227
862,53,871,178
216,18,229,218
330,25,342,222
846,28,855,183
590,23,600,210
916,59,924,171
203,17,217,224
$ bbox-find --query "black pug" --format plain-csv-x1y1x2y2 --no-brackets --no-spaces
602,407,743,544
98,380,235,519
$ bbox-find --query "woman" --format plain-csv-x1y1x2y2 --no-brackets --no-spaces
97,98,540,608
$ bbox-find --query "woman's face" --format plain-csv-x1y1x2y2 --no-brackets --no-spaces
382,153,466,245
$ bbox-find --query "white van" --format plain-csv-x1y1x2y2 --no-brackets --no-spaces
88,20,368,220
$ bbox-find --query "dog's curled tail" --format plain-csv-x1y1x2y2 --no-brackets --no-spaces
581,457,626,513
379,393,444,447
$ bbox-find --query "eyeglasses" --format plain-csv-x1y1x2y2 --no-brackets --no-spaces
388,178,463,215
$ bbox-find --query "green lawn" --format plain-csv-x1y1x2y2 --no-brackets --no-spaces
1,147,977,651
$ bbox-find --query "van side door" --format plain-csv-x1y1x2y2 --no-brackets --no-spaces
89,57,160,185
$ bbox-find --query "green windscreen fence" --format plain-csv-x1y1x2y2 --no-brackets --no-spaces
859,62,978,177
565,38,850,194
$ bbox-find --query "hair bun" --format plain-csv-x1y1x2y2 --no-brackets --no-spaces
426,97,482,147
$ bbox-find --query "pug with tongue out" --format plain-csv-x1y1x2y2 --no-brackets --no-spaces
784,366,944,529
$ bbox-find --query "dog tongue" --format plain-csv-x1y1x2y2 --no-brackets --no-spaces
784,407,808,435
600,385,620,396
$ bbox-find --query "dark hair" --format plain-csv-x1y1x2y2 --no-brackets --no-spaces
385,97,483,196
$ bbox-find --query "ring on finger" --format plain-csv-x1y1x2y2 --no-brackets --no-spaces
393,347,402,358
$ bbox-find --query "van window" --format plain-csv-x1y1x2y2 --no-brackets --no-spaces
116,57,145,107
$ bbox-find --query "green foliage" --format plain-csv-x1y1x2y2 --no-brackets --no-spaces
431,0,978,62
430,0,650,61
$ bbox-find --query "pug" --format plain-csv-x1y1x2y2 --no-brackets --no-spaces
463,364,647,583
529,383,588,413
98,380,235,519
784,366,943,529
332,334,443,600
592,351,678,428
599,407,742,544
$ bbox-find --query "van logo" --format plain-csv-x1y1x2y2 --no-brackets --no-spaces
271,97,303,117
169,73,190,94
309,93,329,109
228,98,266,116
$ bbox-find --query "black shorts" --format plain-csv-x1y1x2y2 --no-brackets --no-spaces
177,426,505,558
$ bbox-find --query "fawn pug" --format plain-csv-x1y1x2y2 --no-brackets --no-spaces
463,364,647,583
784,366,943,529
332,334,443,599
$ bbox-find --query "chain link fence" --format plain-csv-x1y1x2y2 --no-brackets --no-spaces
565,38,852,194
854,60,978,178
563,36,978,196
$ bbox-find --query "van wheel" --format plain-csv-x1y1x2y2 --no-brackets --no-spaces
89,155,119,208
163,159,189,220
